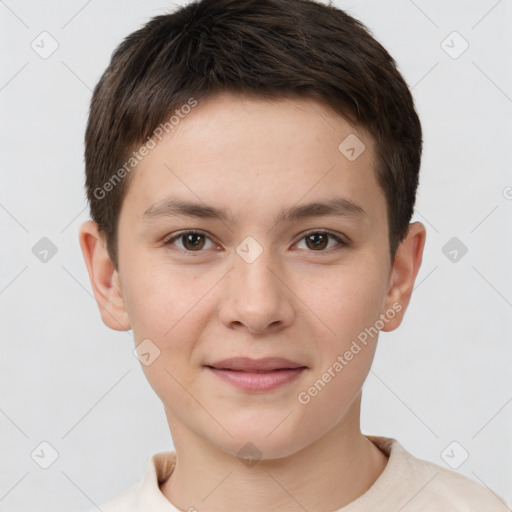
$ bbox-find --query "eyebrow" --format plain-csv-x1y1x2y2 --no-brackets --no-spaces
142,196,368,225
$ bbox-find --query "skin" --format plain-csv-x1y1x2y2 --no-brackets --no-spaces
79,92,426,512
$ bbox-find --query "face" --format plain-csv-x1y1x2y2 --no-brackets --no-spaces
81,92,424,460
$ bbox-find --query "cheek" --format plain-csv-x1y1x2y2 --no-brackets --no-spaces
120,259,191,339
301,260,388,347
121,259,210,377
138,329,199,409
305,257,388,409
296,273,384,428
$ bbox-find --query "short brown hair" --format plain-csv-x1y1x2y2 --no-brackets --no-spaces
84,0,422,270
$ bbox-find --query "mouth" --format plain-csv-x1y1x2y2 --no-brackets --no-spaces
204,357,308,392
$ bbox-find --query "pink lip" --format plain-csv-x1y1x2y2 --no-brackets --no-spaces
207,367,306,392
205,357,307,392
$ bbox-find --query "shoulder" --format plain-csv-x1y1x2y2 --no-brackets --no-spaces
84,450,178,512
87,483,139,512
365,436,510,512
415,462,509,510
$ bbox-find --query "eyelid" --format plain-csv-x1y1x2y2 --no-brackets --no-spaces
297,228,349,245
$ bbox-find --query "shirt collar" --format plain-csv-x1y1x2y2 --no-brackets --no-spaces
137,450,179,511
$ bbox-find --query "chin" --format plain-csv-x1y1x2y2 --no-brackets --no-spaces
217,423,308,462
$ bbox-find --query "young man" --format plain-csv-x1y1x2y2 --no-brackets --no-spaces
78,0,510,510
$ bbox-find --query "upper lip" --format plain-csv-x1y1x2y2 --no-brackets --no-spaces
206,357,307,372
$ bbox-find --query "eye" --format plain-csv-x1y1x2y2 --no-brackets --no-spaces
163,229,349,255
294,230,348,252
163,230,218,253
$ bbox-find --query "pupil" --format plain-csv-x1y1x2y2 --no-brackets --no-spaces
307,233,327,250
185,233,204,250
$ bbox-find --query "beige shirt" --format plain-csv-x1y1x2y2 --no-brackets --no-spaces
93,436,510,511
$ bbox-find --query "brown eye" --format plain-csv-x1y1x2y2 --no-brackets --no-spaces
305,233,329,250
296,231,347,252
182,232,205,250
164,231,215,252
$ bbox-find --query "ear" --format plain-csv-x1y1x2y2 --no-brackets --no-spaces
380,222,426,332
78,220,131,331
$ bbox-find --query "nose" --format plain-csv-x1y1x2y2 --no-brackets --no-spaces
218,244,295,336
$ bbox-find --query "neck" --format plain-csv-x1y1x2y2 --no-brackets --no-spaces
160,395,388,512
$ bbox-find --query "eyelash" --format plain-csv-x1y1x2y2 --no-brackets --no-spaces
162,229,349,256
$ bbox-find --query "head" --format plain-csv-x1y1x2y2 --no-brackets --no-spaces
79,0,426,459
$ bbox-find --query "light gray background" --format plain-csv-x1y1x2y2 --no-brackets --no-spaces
1,0,511,510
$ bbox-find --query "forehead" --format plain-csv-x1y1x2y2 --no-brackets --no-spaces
121,92,385,226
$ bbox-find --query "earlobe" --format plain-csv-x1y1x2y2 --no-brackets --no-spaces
381,222,426,332
78,220,131,331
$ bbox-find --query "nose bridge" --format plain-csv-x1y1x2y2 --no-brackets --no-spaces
219,237,293,333
232,237,280,301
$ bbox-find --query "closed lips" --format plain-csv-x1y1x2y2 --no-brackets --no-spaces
205,357,307,372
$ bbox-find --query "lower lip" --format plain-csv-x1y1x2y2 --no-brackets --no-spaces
206,367,306,392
